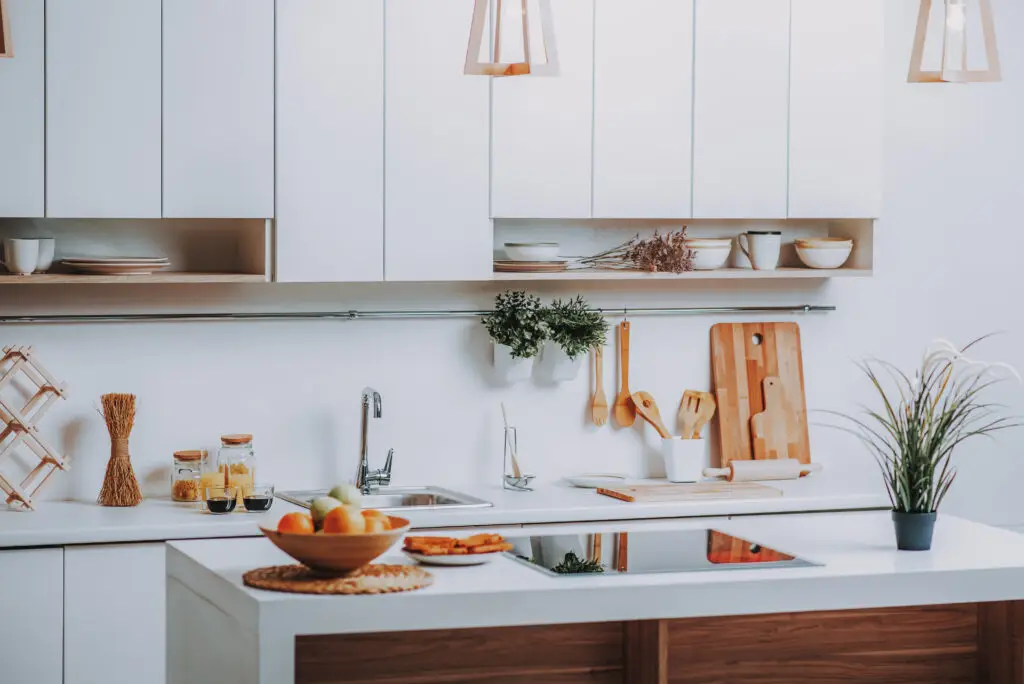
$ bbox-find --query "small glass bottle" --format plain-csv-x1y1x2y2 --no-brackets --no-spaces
171,450,207,502
216,434,256,508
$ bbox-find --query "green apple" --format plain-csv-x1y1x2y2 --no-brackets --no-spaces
310,496,342,531
328,483,363,507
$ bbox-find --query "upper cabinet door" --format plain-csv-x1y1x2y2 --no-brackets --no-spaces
385,0,490,282
789,0,883,219
163,0,274,219
593,0,693,219
46,0,161,218
276,0,383,283
492,0,594,219
0,0,43,218
693,0,790,219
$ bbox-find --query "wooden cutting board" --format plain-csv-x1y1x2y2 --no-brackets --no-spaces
710,323,811,467
596,482,781,503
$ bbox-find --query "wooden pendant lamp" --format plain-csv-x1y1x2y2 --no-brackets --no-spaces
0,0,12,59
908,0,1001,83
464,0,555,77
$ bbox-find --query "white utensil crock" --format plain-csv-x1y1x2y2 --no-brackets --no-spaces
662,438,708,483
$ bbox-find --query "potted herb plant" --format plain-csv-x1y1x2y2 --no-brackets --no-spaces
834,338,1019,551
542,296,609,381
482,291,547,383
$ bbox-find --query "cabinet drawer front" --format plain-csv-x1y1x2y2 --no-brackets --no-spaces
693,0,790,219
0,0,44,218
46,0,162,218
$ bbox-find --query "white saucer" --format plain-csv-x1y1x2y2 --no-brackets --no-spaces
403,550,497,566
563,473,629,489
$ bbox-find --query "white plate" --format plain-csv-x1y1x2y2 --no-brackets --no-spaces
62,256,170,263
402,550,497,566
563,473,629,489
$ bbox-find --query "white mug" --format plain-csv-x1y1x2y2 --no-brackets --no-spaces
35,238,56,273
1,238,41,276
738,231,782,271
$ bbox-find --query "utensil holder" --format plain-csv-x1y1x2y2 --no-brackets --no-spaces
502,426,535,492
662,438,707,483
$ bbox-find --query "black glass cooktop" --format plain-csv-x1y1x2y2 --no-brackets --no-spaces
506,528,819,577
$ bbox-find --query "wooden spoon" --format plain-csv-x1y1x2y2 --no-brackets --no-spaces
630,391,672,439
613,321,636,427
678,390,701,439
590,347,608,427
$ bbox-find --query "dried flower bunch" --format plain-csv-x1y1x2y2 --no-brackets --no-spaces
482,291,547,360
579,228,695,273
545,296,608,361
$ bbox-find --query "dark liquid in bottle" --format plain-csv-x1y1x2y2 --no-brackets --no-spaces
206,496,237,514
243,495,273,512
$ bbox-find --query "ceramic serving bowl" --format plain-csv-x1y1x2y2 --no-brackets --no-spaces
794,237,853,249
259,515,410,574
795,240,853,269
685,238,732,271
504,242,561,262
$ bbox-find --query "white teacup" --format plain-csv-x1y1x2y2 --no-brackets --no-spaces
2,238,41,276
738,231,782,271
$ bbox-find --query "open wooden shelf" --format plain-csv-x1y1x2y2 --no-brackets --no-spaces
0,273,268,285
491,267,872,281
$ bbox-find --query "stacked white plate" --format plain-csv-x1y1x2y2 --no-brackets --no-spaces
62,256,170,275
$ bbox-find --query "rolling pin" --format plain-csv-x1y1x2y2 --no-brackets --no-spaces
703,459,822,482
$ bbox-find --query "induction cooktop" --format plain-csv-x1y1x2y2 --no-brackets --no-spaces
505,528,819,577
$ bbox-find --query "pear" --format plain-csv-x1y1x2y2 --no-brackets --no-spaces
327,483,363,507
309,496,342,531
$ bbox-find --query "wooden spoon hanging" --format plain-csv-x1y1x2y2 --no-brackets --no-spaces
631,391,672,439
613,321,636,427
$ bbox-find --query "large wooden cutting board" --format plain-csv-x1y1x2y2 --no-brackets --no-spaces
596,482,781,503
710,323,810,467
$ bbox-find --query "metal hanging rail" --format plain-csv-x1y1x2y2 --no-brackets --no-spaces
0,305,835,325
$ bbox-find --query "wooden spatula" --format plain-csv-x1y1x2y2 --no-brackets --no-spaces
631,391,672,439
591,347,608,427
678,390,701,439
613,321,636,427
750,377,789,459
691,391,717,439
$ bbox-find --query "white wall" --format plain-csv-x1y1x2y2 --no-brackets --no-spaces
0,0,1022,525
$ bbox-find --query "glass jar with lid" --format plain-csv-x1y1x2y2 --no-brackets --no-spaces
171,449,207,502
215,434,256,507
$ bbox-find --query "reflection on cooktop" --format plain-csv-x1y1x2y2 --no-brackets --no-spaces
506,528,819,577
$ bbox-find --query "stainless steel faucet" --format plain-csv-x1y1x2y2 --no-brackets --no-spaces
356,387,393,493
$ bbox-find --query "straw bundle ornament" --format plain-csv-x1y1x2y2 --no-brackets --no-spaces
97,393,142,507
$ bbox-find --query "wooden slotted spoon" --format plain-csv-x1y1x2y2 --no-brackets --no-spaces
613,321,636,427
591,347,609,427
631,391,673,439
678,390,701,439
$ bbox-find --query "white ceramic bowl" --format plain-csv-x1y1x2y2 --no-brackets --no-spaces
503,242,561,262
795,243,853,269
685,239,732,271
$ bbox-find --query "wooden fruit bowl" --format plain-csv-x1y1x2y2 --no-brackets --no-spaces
259,515,410,574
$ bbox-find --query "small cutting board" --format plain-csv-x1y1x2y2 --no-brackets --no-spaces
596,482,782,503
710,322,811,467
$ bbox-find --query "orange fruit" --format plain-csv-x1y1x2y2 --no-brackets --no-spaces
277,512,314,534
362,509,391,531
323,505,366,534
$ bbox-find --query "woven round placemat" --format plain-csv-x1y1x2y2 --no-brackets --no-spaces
243,564,433,595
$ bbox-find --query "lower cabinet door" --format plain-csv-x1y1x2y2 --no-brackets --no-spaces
0,548,63,684
64,543,166,684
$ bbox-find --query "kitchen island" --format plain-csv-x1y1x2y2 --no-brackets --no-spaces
168,511,1024,684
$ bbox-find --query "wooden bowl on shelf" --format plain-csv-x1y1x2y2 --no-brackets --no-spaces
259,515,410,574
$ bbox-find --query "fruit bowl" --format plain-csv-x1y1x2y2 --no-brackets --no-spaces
259,515,410,574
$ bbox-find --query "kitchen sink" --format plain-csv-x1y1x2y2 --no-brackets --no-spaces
276,486,492,512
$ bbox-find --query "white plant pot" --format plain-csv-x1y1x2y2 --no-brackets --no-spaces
493,343,533,383
662,438,708,483
543,342,584,382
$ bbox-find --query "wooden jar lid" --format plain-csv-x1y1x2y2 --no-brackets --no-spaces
220,434,253,445
173,449,207,461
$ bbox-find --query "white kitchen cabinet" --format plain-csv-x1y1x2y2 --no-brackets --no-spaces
64,543,166,684
593,0,693,219
0,0,44,218
789,0,883,219
46,0,161,218
692,0,790,219
276,0,384,282
491,0,595,219
0,548,63,684
385,0,491,282
163,0,274,219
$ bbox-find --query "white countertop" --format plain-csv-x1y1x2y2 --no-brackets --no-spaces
0,476,887,548
167,511,1024,638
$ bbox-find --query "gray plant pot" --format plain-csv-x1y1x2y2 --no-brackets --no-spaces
892,510,937,551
